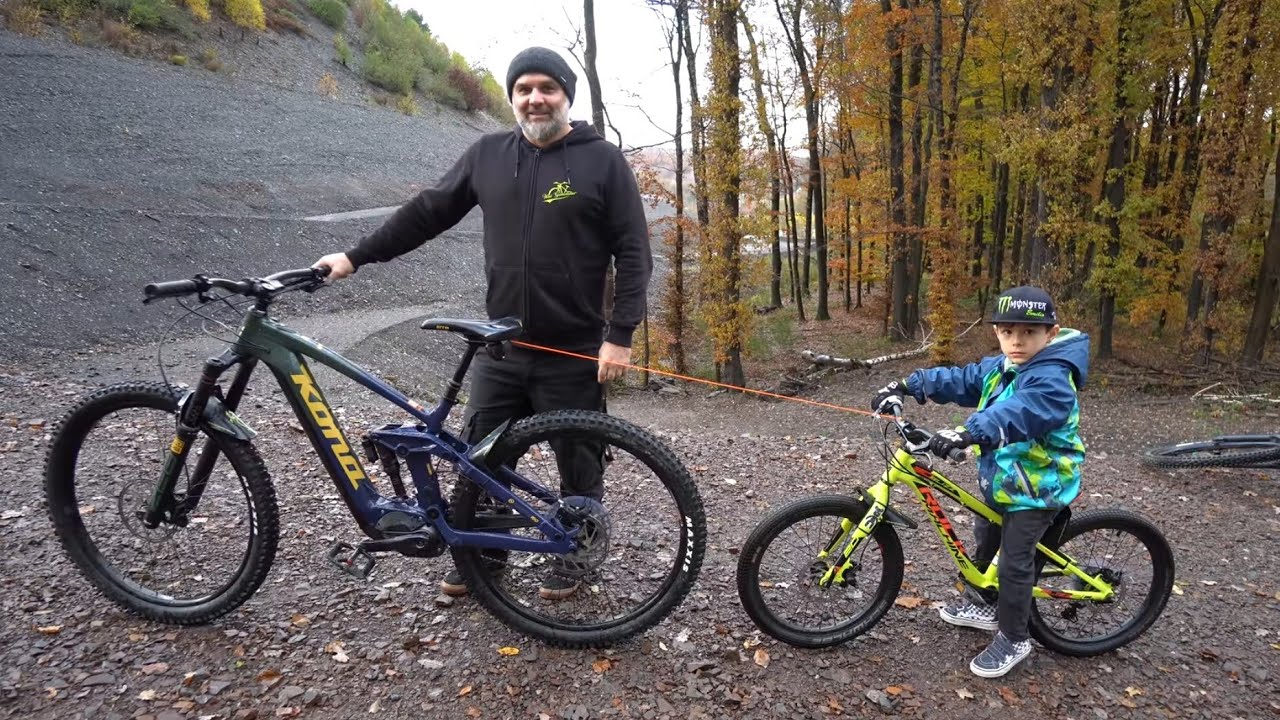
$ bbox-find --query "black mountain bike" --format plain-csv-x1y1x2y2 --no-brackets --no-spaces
44,268,706,647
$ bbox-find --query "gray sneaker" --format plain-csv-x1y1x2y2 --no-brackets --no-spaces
970,631,1032,678
939,596,998,631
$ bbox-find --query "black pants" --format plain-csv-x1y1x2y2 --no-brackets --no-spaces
970,506,1071,642
463,345,605,500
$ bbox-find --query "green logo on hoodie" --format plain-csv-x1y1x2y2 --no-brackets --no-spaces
543,181,577,204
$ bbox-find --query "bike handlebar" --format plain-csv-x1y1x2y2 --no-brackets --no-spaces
143,267,328,304
882,406,970,463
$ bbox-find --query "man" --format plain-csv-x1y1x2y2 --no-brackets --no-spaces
313,47,653,600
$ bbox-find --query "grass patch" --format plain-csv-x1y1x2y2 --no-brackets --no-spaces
169,53,187,64
306,0,344,28
317,71,338,97
395,93,418,116
333,32,350,66
267,7,307,35
101,18,142,53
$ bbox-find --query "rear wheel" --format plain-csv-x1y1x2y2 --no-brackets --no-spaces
450,410,705,648
1141,436,1280,469
1029,509,1174,656
44,383,279,624
736,495,904,648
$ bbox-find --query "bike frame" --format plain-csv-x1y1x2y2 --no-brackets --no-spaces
150,306,577,553
818,447,1114,602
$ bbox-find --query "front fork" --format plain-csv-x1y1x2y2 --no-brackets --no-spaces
143,351,255,528
817,479,891,586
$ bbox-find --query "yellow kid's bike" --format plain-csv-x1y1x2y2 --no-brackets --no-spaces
736,408,1174,656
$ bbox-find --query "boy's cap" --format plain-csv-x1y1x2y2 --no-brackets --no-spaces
991,286,1057,325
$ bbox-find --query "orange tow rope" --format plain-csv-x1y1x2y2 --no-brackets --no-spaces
511,340,881,418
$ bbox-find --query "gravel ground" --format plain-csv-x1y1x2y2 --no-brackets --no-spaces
1,24,1278,720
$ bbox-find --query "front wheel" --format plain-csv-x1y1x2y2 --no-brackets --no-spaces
1029,508,1174,656
44,383,280,624
1140,436,1280,469
736,495,904,648
450,410,706,648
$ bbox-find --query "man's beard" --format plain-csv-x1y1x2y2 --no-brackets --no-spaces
517,103,569,144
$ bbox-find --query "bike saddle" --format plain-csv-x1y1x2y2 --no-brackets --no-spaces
420,316,522,343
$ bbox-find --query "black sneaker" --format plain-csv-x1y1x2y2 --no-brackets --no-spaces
970,631,1032,678
538,571,581,601
439,555,506,597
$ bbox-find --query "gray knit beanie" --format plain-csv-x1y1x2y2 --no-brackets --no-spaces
505,47,577,105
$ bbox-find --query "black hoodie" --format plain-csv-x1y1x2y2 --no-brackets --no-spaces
346,121,652,349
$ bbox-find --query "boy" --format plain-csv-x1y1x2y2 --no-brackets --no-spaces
870,286,1089,678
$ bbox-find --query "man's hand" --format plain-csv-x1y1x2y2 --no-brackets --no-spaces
928,427,975,461
598,341,630,384
871,379,908,415
313,252,355,281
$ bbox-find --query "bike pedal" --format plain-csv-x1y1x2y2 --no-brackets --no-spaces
327,541,376,580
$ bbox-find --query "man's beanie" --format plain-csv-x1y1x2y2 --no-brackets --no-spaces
991,286,1058,325
506,47,577,105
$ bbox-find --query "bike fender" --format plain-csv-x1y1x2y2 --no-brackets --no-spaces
201,397,257,441
466,419,512,465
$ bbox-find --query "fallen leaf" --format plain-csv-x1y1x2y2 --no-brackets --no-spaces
1125,686,1143,697
1200,580,1218,586
1119,698,1137,709
592,658,612,673
1271,643,1280,651
256,669,282,683
956,688,975,700
233,645,246,657
368,700,381,713
458,685,473,697
465,707,481,718
290,614,310,628
753,648,770,668
826,695,844,712
998,686,1019,705
141,662,169,675
498,646,520,657
1172,585,1184,596
885,685,904,696
138,689,158,701
172,700,195,711
894,596,924,609
128,632,147,642
35,625,63,635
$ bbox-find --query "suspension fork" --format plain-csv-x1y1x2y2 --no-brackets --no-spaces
144,351,248,527
818,479,892,586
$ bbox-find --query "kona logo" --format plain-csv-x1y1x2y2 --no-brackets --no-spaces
291,366,366,490
918,486,968,558
542,180,577,204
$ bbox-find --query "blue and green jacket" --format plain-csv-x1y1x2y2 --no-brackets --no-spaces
904,329,1090,512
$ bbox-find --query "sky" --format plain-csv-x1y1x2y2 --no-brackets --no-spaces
403,1,693,150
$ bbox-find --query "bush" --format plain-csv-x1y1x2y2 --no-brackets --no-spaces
101,18,140,52
416,69,464,110
125,0,161,28
2,3,44,35
306,0,343,28
200,47,222,71
333,33,350,66
224,0,264,30
362,47,415,94
447,65,486,112
184,0,208,21
170,53,187,64
395,93,417,116
267,7,307,35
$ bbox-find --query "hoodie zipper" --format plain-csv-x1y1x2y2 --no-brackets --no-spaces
521,148,541,333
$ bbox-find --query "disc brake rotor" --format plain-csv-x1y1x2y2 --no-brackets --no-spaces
117,480,179,542
555,496,612,577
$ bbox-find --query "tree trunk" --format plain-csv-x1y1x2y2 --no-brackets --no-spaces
740,11,782,309
1242,145,1280,364
583,0,606,137
680,9,709,229
662,0,689,374
991,161,1010,292
882,0,909,340
1097,0,1135,360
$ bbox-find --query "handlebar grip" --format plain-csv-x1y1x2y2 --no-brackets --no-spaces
946,447,968,462
143,279,200,299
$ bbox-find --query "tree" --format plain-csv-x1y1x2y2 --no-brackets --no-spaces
583,0,607,136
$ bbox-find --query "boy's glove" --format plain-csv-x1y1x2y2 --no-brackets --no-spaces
871,379,909,415
928,427,975,460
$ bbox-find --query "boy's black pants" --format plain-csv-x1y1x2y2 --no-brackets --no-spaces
463,344,605,500
969,506,1072,642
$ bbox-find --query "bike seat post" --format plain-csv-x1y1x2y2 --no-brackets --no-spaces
440,343,481,409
